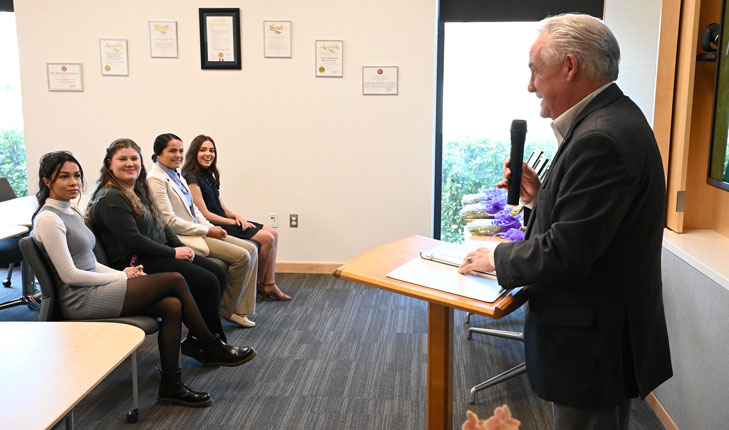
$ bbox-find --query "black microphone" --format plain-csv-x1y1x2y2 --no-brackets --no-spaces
507,119,527,206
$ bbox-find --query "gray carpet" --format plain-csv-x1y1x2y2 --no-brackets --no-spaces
0,269,664,429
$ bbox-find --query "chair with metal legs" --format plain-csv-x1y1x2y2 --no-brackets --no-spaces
19,236,159,425
465,312,527,404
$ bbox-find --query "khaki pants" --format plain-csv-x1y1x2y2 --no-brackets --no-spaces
203,235,258,318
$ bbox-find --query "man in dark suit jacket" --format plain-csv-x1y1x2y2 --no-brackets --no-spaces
459,14,672,430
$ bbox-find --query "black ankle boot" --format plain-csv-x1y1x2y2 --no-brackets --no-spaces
199,334,256,367
181,336,205,363
158,370,212,407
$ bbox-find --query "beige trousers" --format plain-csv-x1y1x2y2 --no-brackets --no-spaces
203,235,258,318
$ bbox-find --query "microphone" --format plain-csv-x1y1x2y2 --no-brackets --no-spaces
507,119,527,206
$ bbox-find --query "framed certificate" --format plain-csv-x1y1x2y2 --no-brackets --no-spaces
99,39,129,76
362,66,398,95
315,40,343,77
46,63,83,92
199,8,241,70
264,20,292,58
149,21,178,58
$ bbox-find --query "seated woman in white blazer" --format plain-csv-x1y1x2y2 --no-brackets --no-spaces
147,133,258,328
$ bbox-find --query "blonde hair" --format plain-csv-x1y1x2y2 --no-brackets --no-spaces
87,138,163,228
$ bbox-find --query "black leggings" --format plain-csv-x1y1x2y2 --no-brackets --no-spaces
120,272,215,374
134,255,228,341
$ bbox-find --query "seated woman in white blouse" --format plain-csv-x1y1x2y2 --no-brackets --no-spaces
32,151,252,408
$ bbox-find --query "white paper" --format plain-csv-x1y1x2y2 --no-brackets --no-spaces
99,39,128,76
206,16,235,62
387,257,506,303
149,21,178,58
47,63,83,91
315,40,343,77
363,66,398,95
264,21,291,58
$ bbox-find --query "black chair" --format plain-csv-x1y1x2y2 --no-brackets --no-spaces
19,236,159,424
0,177,23,288
464,312,527,404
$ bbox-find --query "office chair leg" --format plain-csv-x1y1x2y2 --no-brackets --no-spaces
21,261,40,311
467,327,524,342
465,311,472,324
64,408,75,430
127,351,139,424
468,362,527,404
3,262,14,287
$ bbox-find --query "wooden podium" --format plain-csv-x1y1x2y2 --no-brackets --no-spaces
334,235,527,430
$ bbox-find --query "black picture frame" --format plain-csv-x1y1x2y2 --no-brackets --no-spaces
199,8,242,70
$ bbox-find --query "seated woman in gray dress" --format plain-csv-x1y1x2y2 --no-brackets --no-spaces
182,134,290,301
32,151,251,408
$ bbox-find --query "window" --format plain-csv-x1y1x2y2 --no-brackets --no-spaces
0,11,27,197
438,22,556,243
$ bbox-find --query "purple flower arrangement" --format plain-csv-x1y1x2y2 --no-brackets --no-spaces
460,188,508,219
463,188,525,241
502,228,525,241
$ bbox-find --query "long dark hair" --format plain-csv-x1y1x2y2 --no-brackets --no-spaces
182,134,220,189
151,133,182,163
87,138,163,227
33,151,85,221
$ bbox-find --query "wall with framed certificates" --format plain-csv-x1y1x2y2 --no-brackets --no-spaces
15,0,440,266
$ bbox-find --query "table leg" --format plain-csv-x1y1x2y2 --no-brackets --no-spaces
427,302,453,430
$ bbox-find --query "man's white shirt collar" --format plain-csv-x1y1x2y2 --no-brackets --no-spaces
550,82,612,146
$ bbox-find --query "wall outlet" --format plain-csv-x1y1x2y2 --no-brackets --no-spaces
269,213,278,228
289,213,298,228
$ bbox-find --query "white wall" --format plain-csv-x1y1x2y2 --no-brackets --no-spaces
14,0,438,263
13,0,661,264
605,0,662,125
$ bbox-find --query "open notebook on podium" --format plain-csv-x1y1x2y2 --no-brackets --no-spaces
386,242,506,303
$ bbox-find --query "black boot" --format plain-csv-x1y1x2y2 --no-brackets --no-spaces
181,336,205,363
199,334,256,367
158,370,212,407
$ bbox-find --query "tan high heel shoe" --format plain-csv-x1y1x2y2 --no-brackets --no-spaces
257,283,291,301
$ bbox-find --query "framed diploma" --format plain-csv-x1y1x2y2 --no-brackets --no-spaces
263,21,292,58
99,39,129,76
149,21,178,58
199,8,241,70
46,63,83,92
315,40,343,77
362,66,399,95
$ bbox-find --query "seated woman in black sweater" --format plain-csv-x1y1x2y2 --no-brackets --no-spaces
87,138,255,365
182,135,290,301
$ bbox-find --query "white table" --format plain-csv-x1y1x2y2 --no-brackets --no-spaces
0,224,28,241
0,195,37,227
0,322,145,429
0,196,39,310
